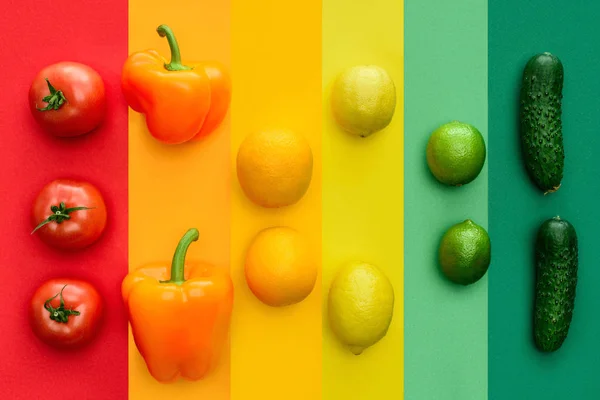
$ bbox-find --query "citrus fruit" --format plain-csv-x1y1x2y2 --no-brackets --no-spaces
330,65,396,138
438,219,491,285
426,120,486,186
237,129,313,208
245,226,317,307
328,261,394,355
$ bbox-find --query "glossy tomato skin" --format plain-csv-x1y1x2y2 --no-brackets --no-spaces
28,61,106,137
32,179,107,250
29,278,103,349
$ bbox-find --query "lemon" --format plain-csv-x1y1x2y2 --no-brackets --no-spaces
426,121,486,186
330,65,396,138
237,129,313,208
245,226,317,307
438,219,491,286
327,261,394,355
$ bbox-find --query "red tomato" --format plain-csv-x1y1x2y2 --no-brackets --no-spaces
29,278,103,349
28,61,106,137
31,179,107,250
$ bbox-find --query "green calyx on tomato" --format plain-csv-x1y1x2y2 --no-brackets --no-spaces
36,78,67,112
44,285,80,323
31,201,94,235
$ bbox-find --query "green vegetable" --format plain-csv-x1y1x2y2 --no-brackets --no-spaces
533,216,578,352
519,52,564,194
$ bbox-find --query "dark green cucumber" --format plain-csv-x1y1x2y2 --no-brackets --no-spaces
533,216,578,352
519,52,565,194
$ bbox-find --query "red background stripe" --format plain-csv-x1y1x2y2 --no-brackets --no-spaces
0,1,129,399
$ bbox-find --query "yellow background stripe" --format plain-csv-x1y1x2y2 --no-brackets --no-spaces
322,0,404,398
230,0,323,399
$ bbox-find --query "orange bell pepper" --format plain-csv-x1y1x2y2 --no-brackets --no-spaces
121,228,234,383
121,24,232,145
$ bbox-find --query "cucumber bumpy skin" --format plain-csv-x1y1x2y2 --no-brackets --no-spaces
519,52,565,195
533,216,578,352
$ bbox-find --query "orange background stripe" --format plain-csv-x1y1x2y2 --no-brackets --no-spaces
127,0,231,398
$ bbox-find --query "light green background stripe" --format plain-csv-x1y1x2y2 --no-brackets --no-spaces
404,0,488,399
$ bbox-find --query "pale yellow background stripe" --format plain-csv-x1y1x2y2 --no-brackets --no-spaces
322,0,405,398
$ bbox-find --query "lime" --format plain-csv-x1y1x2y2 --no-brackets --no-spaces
426,121,486,186
438,219,491,285
327,261,394,355
330,65,396,138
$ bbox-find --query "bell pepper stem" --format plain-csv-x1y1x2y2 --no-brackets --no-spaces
162,228,199,285
156,24,192,71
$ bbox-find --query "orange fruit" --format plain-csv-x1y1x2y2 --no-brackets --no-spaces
244,226,317,307
236,129,313,208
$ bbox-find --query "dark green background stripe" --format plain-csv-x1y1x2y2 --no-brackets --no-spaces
489,1,600,399
404,0,488,399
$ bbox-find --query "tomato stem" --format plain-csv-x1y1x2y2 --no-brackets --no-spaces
156,24,192,71
31,202,95,234
44,285,80,324
36,78,67,112
160,228,199,285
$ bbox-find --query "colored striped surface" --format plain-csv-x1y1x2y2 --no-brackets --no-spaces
321,0,404,398
404,0,488,399
4,1,600,399
489,0,600,398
